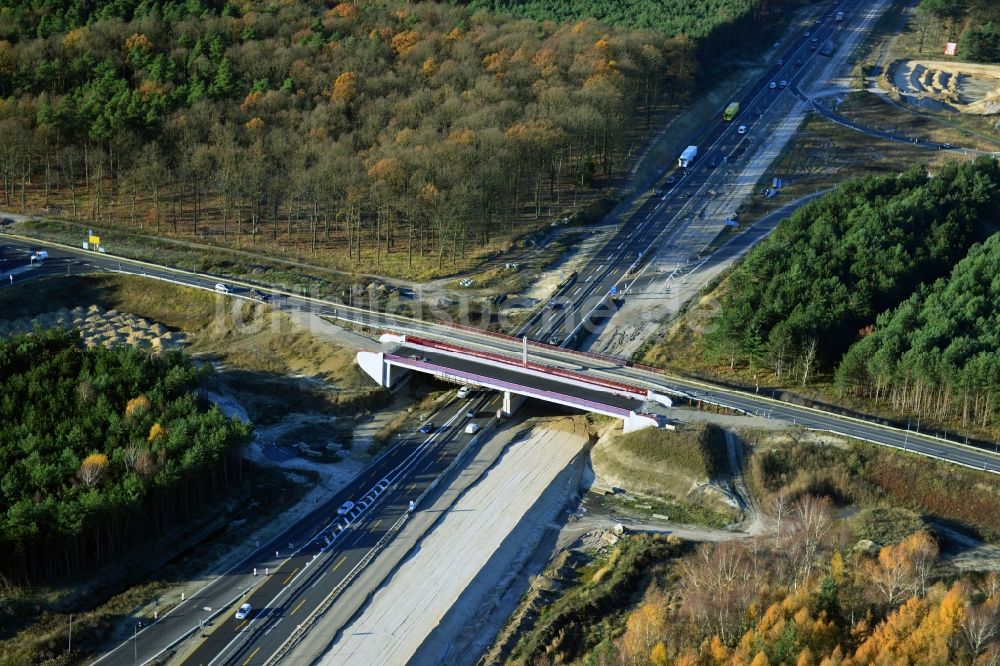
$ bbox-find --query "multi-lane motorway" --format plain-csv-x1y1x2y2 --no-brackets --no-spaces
86,388,499,666
519,0,867,347
2,3,998,664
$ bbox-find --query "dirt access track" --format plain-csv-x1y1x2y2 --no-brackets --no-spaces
889,59,1000,114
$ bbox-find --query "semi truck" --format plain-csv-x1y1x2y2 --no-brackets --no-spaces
678,145,698,168
723,102,740,121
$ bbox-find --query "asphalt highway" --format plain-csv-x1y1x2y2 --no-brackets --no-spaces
392,343,644,413
86,388,498,666
2,4,998,663
517,0,868,347
180,393,498,666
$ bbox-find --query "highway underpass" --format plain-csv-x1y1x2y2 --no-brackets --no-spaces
357,335,671,433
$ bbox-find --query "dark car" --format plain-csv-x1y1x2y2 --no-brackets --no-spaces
666,175,676,184
419,422,434,434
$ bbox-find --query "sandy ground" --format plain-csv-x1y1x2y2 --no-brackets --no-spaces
517,230,614,305
319,417,589,666
890,59,1000,115
0,304,186,350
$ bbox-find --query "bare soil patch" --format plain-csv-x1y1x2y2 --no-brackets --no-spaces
889,59,1000,115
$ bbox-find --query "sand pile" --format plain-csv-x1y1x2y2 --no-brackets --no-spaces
0,305,186,351
891,59,1000,115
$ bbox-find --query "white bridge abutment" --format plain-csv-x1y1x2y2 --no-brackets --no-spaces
357,351,410,389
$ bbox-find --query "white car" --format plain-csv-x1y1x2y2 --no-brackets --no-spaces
737,125,748,134
768,81,777,89
214,282,231,294
465,423,481,434
337,500,354,515
457,386,471,399
235,603,252,620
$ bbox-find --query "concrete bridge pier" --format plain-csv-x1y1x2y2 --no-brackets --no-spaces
501,391,526,417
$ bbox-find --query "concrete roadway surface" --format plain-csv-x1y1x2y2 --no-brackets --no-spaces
518,0,869,347
3,232,998,475
392,343,644,413
621,188,832,298
91,392,497,666
176,392,499,666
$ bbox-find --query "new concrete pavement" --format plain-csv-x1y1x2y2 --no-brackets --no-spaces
87,392,498,666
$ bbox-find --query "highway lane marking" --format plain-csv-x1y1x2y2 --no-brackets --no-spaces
330,555,348,573
242,646,261,665
290,598,307,615
281,567,299,585
235,619,248,631
371,519,382,530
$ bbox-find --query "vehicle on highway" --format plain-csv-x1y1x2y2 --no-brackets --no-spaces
940,143,953,149
709,160,717,169
30,250,48,263
214,282,231,294
546,299,567,310
548,335,563,345
723,101,740,121
811,37,819,43
465,423,481,434
779,80,788,88
665,175,676,184
457,386,471,399
409,354,430,362
235,603,252,620
737,124,748,134
653,188,664,196
678,145,698,168
768,81,777,89
337,500,355,515
419,422,435,434
804,31,810,37
777,58,783,66
466,409,476,419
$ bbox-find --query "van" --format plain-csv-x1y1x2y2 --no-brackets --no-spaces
737,125,748,135
465,423,481,434
214,282,231,294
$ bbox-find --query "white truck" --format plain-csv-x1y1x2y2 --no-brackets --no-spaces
678,145,698,168
30,250,48,263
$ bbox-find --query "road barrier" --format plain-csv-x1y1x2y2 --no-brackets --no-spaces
265,414,499,665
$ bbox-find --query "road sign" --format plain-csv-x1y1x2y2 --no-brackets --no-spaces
89,235,100,246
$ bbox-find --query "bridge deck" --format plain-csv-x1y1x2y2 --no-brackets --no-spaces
392,344,643,413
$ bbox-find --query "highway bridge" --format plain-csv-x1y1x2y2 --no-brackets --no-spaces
357,334,669,432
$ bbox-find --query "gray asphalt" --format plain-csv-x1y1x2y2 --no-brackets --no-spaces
392,343,645,413
1,3,997,663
